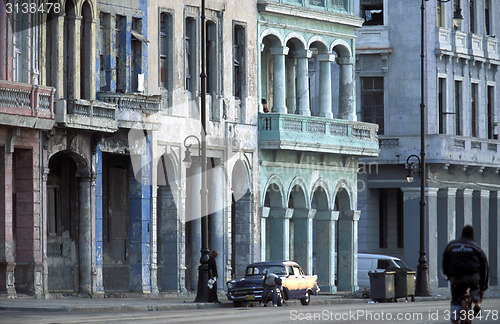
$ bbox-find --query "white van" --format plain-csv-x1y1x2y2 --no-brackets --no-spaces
357,253,412,288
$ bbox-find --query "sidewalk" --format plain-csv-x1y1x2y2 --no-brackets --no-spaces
0,290,462,313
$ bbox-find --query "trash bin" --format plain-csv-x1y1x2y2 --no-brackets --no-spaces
388,267,416,301
369,270,395,301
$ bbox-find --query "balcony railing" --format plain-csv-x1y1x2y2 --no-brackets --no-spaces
259,113,379,157
0,79,55,129
376,135,499,167
97,92,162,113
55,99,118,132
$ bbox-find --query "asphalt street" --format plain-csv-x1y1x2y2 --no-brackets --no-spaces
1,298,499,324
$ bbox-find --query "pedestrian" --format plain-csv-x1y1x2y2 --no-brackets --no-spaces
442,225,489,321
262,99,271,113
208,250,220,303
260,269,281,307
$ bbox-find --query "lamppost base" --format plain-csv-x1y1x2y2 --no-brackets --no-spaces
415,261,431,297
194,249,211,302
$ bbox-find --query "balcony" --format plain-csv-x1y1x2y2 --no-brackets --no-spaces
259,113,379,156
97,92,162,129
377,134,499,168
356,25,391,54
0,80,55,130
55,99,118,132
485,36,499,60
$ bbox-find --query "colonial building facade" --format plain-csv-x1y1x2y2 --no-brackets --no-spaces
356,0,500,291
0,0,260,297
257,0,379,292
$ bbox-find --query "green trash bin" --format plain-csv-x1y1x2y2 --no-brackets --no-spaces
369,270,395,301
388,267,416,301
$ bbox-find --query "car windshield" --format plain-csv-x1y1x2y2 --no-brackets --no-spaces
394,259,410,269
245,265,286,276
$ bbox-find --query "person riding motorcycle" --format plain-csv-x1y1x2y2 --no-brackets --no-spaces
442,225,489,321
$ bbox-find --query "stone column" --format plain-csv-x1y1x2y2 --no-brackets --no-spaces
295,49,312,116
337,210,360,292
337,57,355,120
426,188,439,290
70,15,82,99
93,145,104,296
41,168,50,298
286,57,297,114
260,207,269,261
315,210,338,293
77,172,92,295
55,15,65,98
402,187,420,270
128,138,152,293
268,208,293,261
318,53,335,118
490,192,500,287
270,46,289,113
437,188,457,287
187,160,201,291
473,190,490,255
209,162,224,290
0,148,16,297
456,189,473,237
293,209,316,275
88,19,98,100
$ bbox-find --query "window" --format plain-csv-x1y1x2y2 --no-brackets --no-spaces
485,0,491,35
437,1,445,27
99,13,109,92
360,0,383,26
185,17,196,92
471,83,477,137
116,15,125,92
233,24,245,98
361,77,384,134
487,86,494,139
455,80,462,136
159,12,172,89
206,21,217,94
131,18,143,92
80,2,92,98
469,0,475,33
438,78,446,134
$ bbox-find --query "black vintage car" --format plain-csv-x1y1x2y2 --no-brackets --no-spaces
226,261,319,307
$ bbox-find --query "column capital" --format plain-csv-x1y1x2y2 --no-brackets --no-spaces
294,49,312,59
438,187,458,197
42,168,50,181
457,188,474,197
317,53,335,62
270,46,289,56
268,207,293,219
293,208,316,219
339,210,360,221
315,210,339,221
401,187,421,196
474,190,491,198
426,187,439,196
337,57,354,65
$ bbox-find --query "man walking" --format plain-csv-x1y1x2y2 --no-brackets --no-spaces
208,250,220,303
442,225,489,320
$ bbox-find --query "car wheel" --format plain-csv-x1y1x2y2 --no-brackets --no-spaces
277,292,284,306
233,301,242,307
300,291,310,306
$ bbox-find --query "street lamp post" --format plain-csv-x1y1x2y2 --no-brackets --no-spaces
182,0,210,302
412,0,462,297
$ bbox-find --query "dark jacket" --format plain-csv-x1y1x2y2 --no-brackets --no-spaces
442,237,489,290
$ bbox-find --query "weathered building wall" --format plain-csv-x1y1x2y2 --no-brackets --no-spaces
355,1,500,291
